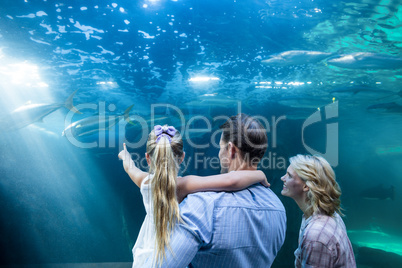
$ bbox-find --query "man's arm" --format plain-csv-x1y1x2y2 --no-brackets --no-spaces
143,193,215,267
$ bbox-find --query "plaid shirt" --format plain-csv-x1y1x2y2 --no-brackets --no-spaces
295,212,356,268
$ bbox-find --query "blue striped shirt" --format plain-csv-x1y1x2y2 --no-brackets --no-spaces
145,184,286,267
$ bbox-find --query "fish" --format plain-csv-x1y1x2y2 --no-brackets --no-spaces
327,52,402,69
0,90,81,131
356,247,402,268
181,128,211,141
359,185,395,201
184,95,241,108
62,104,134,137
125,115,169,130
261,50,334,66
367,102,402,114
377,23,401,30
348,230,402,250
277,96,334,109
283,108,317,120
375,145,402,155
330,86,397,99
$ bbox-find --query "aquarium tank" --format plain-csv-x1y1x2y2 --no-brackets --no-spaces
0,0,401,267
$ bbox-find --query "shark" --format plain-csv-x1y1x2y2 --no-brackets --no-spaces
277,96,334,109
125,115,170,130
0,90,81,131
359,185,395,201
283,107,317,120
330,85,402,101
330,86,398,100
367,102,402,114
261,50,334,66
327,52,402,69
348,229,402,261
375,145,402,155
184,94,241,109
356,247,402,268
62,104,134,137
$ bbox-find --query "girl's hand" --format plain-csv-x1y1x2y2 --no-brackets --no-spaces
261,177,270,188
118,143,133,172
118,143,148,187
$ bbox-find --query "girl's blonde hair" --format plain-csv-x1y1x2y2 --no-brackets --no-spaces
290,154,342,218
146,125,183,266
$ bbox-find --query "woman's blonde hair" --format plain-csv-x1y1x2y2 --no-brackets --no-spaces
146,125,183,266
290,154,342,218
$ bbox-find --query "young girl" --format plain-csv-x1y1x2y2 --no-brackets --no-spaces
118,125,269,267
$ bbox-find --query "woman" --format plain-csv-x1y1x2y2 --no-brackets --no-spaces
281,154,356,268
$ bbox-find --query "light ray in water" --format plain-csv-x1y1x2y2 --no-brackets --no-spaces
188,76,220,82
0,55,54,117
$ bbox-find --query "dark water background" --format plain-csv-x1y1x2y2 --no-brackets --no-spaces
0,0,401,267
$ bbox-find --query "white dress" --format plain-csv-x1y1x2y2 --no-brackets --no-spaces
132,174,156,267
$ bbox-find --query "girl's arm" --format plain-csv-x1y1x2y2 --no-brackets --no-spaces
177,170,269,202
118,143,149,187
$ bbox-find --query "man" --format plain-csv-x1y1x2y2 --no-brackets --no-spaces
146,113,287,267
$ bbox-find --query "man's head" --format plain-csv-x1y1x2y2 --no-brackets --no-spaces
218,113,268,173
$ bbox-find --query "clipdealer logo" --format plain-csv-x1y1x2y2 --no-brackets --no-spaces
302,101,339,167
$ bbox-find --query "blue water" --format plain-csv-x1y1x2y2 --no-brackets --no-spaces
0,0,401,267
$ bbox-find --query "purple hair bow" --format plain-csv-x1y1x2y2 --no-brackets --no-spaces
154,125,176,143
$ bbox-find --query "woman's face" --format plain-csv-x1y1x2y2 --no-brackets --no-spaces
281,165,307,200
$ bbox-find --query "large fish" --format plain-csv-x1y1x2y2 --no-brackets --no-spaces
348,230,402,261
356,247,402,268
359,185,395,201
327,52,402,69
125,115,169,130
283,107,317,120
277,96,334,109
62,104,134,137
367,102,402,114
184,94,241,108
261,50,334,66
330,86,398,99
376,145,402,155
0,90,81,131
